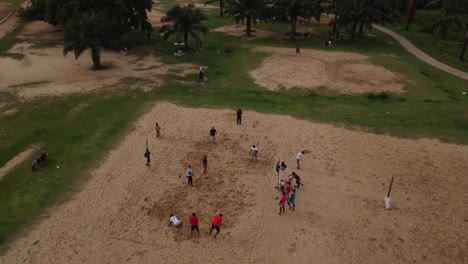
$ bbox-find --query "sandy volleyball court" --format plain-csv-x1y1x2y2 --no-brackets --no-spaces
251,47,403,93
0,103,466,264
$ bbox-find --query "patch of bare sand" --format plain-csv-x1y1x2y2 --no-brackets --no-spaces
0,4,17,39
0,42,197,99
18,21,64,40
1,103,467,264
214,25,276,39
0,108,17,117
251,46,403,93
0,145,38,180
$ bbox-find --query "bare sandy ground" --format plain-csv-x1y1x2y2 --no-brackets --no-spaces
214,25,276,39
0,3,17,39
0,42,197,99
0,145,38,180
251,46,403,93
1,103,466,264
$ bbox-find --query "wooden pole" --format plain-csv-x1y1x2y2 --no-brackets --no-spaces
387,177,394,197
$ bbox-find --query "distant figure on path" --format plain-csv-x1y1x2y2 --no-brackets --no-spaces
169,214,182,228
202,155,208,174
288,189,297,211
296,44,301,54
155,122,161,138
144,148,151,167
210,127,217,142
210,214,223,238
190,213,200,237
199,66,204,81
237,108,243,125
279,192,288,215
187,165,194,186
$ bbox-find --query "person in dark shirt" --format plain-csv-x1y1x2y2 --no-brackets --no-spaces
144,148,151,167
210,127,217,142
202,155,208,174
237,108,243,125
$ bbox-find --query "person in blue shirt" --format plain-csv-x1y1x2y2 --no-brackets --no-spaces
187,165,194,186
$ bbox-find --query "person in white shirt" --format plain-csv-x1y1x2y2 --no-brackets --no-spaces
169,214,182,228
296,150,309,170
250,145,258,160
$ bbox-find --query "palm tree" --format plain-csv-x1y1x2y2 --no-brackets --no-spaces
160,4,209,49
273,0,324,38
432,0,468,61
405,0,416,30
224,0,271,36
205,0,225,17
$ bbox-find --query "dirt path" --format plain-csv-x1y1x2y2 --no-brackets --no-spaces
374,25,468,81
0,145,38,180
0,1,29,39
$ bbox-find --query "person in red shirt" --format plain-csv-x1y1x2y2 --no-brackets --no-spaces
189,213,199,238
285,181,292,196
279,192,287,215
210,214,223,238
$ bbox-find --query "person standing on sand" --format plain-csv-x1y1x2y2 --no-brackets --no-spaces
210,214,223,238
296,150,309,170
155,122,161,138
289,171,303,189
187,165,194,186
250,145,258,161
237,108,243,125
202,155,208,174
279,192,288,215
296,44,301,54
144,148,151,167
210,127,217,142
190,213,200,237
285,181,292,197
288,189,297,211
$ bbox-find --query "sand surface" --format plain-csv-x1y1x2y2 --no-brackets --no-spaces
1,103,466,264
251,46,403,93
0,3,17,39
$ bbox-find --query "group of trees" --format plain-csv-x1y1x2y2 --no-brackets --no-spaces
20,0,467,67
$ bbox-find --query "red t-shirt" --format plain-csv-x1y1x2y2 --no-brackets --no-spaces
190,216,198,226
285,184,291,193
212,215,222,227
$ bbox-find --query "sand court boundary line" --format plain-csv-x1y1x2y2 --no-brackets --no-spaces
0,144,39,180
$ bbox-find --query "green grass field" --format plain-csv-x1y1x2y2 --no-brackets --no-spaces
386,9,468,73
0,1,467,247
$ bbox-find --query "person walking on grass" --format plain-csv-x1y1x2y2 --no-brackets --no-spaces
250,145,258,161
155,122,161,138
187,165,194,186
296,44,301,54
144,148,151,167
279,192,288,215
289,171,303,189
202,155,208,174
288,189,297,211
210,127,217,142
199,66,204,81
190,213,200,238
296,150,309,170
237,108,243,125
210,214,223,238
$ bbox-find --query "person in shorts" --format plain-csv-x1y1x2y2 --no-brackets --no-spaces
288,189,297,211
210,214,223,238
189,213,199,237
210,127,217,142
168,214,182,228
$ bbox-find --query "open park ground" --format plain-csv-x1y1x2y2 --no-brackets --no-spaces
0,0,467,263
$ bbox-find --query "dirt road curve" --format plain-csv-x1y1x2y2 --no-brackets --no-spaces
374,25,468,81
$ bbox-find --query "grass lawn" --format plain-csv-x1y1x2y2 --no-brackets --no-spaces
0,0,25,7
386,9,468,73
0,2,467,247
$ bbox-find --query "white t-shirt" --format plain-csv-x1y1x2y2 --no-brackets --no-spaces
170,215,181,226
296,152,303,160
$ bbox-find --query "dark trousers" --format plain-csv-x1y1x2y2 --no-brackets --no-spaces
237,116,241,124
188,176,193,186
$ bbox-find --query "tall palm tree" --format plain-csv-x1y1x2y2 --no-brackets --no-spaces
224,0,271,36
160,4,209,49
432,0,468,61
205,0,225,17
405,0,416,30
273,0,324,38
